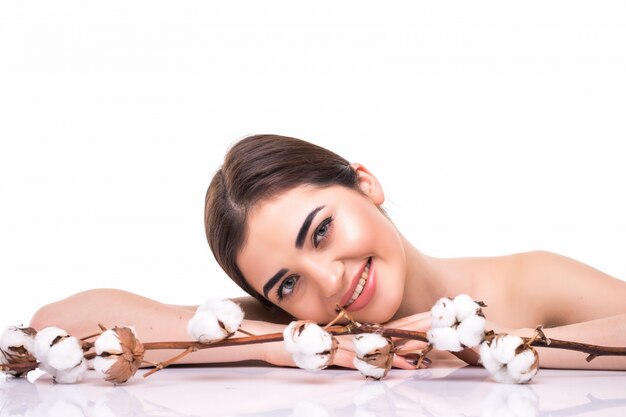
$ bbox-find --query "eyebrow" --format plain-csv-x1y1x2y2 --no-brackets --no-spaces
295,206,324,249
263,268,288,299
262,205,325,299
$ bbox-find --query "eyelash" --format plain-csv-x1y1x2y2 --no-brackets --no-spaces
276,216,335,302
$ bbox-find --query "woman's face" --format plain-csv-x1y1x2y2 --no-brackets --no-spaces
237,170,407,324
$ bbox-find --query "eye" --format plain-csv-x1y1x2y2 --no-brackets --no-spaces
277,275,299,301
313,216,334,248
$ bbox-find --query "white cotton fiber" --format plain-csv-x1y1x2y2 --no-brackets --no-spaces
292,352,332,371
506,348,538,384
94,355,118,376
187,310,226,343
34,327,68,362
457,315,486,348
54,359,88,384
197,298,244,334
46,336,84,371
294,325,333,356
353,333,390,357
491,335,524,365
453,294,482,322
430,297,457,328
0,326,36,353
353,357,387,380
283,321,333,355
95,329,122,355
479,341,504,374
427,327,462,352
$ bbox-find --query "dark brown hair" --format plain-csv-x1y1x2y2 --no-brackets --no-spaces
204,134,360,309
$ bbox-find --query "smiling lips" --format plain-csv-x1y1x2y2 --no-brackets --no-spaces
340,257,376,312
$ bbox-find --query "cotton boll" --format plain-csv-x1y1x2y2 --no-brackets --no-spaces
33,327,67,362
353,358,387,380
0,326,36,354
479,341,504,374
427,327,462,352
492,367,517,384
353,333,389,357
283,321,333,355
187,310,226,343
491,335,524,365
457,315,486,348
293,324,334,356
197,298,244,334
94,355,118,376
53,359,88,384
283,321,337,370
452,294,482,322
430,297,457,328
506,348,539,384
292,352,332,371
46,337,84,371
95,330,123,355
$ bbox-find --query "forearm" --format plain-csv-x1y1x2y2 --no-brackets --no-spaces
29,289,284,365
512,313,626,370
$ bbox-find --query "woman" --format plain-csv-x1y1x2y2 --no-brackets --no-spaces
30,134,626,370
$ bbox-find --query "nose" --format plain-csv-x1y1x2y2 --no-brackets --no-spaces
304,257,344,299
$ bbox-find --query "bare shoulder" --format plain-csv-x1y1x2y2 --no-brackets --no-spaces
511,250,626,327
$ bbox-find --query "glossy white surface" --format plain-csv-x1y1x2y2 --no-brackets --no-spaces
3,360,626,417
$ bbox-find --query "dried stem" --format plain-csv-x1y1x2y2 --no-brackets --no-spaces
143,346,198,378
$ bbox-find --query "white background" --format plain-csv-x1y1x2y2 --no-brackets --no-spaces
1,1,625,328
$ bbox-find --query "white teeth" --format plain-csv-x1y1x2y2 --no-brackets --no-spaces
345,260,371,308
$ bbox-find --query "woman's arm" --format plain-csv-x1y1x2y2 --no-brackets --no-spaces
29,289,288,365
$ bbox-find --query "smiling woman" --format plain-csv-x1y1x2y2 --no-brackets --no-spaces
29,134,626,371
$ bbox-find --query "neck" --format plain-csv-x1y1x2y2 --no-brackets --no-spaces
392,234,473,320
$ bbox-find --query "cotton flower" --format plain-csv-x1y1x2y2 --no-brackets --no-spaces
428,294,486,351
187,298,245,343
479,334,539,384
427,327,463,352
0,326,37,377
94,326,145,384
283,321,338,371
457,314,487,348
352,333,394,380
430,297,457,328
452,294,483,322
33,327,87,383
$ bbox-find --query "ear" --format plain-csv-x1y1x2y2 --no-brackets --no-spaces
350,162,385,205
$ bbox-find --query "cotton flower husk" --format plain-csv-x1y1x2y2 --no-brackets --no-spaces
427,327,463,352
0,326,37,377
188,298,244,343
452,294,483,322
430,297,457,328
352,333,394,380
457,314,486,348
94,326,145,384
283,321,338,371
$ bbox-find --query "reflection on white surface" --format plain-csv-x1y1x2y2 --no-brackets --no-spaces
2,361,626,417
